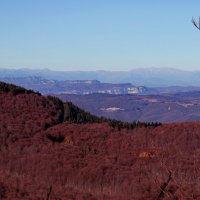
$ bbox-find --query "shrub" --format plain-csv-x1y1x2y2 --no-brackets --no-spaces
47,134,65,143
0,182,6,199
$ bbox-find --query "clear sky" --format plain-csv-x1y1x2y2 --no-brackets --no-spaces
0,0,200,71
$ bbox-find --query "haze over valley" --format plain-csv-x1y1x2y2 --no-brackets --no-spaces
2,68,200,123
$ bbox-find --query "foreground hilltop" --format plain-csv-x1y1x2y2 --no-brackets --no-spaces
0,81,200,199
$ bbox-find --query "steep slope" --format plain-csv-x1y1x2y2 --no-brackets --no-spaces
0,84,64,146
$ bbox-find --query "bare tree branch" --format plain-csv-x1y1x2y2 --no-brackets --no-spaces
156,170,172,200
192,17,200,30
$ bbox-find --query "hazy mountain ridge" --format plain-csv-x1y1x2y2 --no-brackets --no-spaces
2,76,200,96
0,76,149,95
1,67,200,86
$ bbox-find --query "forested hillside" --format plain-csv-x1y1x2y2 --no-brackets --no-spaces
0,81,199,199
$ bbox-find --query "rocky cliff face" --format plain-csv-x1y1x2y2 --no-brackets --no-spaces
0,76,148,95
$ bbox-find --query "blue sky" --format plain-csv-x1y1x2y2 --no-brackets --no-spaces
0,0,200,71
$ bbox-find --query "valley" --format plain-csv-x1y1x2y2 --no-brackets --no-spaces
2,76,200,123
57,92,200,123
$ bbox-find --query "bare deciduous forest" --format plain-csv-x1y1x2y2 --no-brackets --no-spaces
1,82,200,199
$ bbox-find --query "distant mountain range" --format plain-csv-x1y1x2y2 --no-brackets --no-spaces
1,67,200,87
0,76,149,95
1,76,200,95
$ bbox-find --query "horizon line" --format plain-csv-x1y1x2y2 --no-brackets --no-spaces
0,67,200,72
